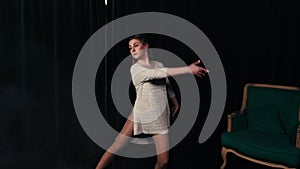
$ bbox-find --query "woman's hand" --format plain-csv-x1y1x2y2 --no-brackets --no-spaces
170,97,180,117
188,60,209,77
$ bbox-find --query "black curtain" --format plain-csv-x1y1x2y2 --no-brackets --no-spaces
1,0,299,169
1,1,106,169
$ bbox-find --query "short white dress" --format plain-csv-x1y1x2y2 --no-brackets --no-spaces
130,61,175,135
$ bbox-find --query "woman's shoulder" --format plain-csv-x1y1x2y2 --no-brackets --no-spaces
130,63,143,73
130,61,165,72
151,61,164,68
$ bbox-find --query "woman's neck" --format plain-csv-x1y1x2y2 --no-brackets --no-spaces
137,54,151,66
137,55,154,68
137,59,150,65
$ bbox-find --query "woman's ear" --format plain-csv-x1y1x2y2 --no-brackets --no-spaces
144,43,149,49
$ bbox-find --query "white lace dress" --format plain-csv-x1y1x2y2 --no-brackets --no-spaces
130,61,175,135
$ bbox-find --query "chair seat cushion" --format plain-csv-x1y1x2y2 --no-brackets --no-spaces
221,129,300,167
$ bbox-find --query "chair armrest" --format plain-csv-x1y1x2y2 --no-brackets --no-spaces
296,123,300,148
227,111,247,132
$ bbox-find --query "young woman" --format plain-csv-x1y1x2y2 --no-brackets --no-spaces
95,35,208,169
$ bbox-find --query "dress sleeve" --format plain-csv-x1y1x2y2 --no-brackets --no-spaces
130,64,168,86
156,62,176,98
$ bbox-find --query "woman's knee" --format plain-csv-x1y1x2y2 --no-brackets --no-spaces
107,140,123,153
157,155,169,166
107,143,119,154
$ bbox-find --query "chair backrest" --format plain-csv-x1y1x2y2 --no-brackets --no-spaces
241,83,300,145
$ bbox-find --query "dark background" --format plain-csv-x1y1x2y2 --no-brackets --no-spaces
1,0,299,169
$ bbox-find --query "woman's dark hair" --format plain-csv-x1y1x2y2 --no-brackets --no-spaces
129,34,149,45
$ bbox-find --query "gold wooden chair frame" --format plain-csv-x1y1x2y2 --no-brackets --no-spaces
220,83,300,169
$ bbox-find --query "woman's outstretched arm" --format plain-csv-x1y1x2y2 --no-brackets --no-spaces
166,60,208,77
131,60,208,86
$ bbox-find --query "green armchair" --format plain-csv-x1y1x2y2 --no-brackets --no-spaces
220,83,300,169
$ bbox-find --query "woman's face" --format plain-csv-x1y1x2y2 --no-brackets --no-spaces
129,38,148,60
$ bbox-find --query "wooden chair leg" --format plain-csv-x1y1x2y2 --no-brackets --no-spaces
220,147,297,169
220,147,228,169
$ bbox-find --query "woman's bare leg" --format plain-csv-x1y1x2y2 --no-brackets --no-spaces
152,134,169,169
95,113,134,169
